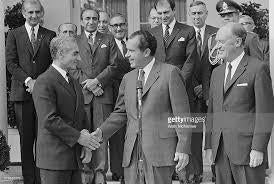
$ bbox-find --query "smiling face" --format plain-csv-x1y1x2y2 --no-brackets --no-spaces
59,42,80,71
155,1,175,26
22,2,43,27
189,4,208,28
98,12,109,34
109,16,127,40
81,9,99,33
149,8,161,28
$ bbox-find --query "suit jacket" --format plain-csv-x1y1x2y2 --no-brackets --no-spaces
6,25,56,102
32,66,89,170
205,54,274,165
192,25,218,101
100,61,191,167
70,32,118,105
150,22,198,85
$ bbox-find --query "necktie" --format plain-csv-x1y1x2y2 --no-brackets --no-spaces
138,69,145,87
121,40,127,57
66,73,75,92
197,29,202,56
30,26,36,50
224,63,232,91
88,33,94,46
164,25,170,47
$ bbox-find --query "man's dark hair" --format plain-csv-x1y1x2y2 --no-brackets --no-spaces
189,1,206,8
129,30,157,56
154,0,175,11
80,8,99,20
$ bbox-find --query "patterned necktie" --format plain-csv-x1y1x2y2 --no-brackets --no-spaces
197,28,202,56
138,69,145,87
88,33,94,46
224,63,232,91
30,26,36,50
121,40,127,57
164,25,170,47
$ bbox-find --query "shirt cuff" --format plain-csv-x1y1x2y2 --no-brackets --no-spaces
25,77,32,85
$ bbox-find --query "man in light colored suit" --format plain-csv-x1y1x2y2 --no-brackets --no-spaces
185,1,218,183
5,0,56,183
32,36,96,184
90,30,192,184
69,8,118,184
205,23,274,184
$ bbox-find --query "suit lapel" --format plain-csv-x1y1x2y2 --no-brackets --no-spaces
33,26,45,57
201,25,210,57
91,32,103,54
224,55,248,94
142,61,160,97
21,26,34,56
166,22,180,48
80,33,91,54
217,64,226,104
50,66,76,97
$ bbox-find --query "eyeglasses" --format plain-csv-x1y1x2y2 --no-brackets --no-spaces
240,22,253,26
110,23,126,28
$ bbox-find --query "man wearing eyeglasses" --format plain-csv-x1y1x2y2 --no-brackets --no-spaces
148,8,161,29
108,13,131,184
69,8,119,184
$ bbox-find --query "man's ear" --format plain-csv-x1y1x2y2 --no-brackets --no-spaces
235,37,242,47
144,48,151,57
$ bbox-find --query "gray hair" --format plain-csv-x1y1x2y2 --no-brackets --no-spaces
22,0,44,14
50,36,77,60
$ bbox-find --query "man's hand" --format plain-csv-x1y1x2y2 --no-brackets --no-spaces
174,152,189,172
91,86,104,96
194,85,203,98
91,128,103,142
82,78,100,91
77,129,101,150
205,149,213,165
80,147,92,164
25,79,36,93
249,150,264,168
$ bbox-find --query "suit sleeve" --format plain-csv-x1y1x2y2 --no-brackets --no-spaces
169,67,192,154
100,76,127,140
96,36,119,87
181,28,197,84
6,30,29,83
32,78,80,147
204,70,215,149
251,63,274,151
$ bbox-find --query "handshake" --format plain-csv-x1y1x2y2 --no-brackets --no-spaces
77,128,103,164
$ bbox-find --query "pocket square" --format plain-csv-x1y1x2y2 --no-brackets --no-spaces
100,44,107,48
178,37,185,42
237,83,248,87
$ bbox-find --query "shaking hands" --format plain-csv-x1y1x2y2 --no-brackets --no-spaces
77,128,103,151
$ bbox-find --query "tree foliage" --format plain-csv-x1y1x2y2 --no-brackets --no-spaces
241,2,269,39
4,1,25,30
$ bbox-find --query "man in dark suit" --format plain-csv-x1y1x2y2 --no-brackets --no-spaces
90,30,191,184
5,0,56,183
185,1,218,183
150,0,197,85
108,13,131,183
69,8,118,184
205,23,274,184
32,36,97,184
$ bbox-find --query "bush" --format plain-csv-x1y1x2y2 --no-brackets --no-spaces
0,130,10,171
241,2,269,39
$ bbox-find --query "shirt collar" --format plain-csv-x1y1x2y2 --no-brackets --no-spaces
52,63,68,82
227,51,245,68
25,22,39,37
193,25,206,41
85,30,97,39
142,57,155,84
162,18,176,34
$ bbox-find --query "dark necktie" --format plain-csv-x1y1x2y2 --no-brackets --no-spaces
164,25,170,47
121,40,127,57
30,26,36,50
224,63,232,91
197,29,202,56
66,73,75,92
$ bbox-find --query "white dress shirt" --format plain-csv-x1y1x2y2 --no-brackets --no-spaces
224,51,245,86
115,38,127,57
162,18,176,36
52,63,69,83
193,25,206,45
25,22,39,41
142,58,155,85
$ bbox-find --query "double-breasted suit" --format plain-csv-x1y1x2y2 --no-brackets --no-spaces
100,61,192,184
205,54,274,184
6,25,56,183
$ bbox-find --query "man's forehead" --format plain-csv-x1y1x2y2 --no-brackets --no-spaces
61,24,75,30
83,10,98,18
99,12,109,20
24,3,41,11
110,16,125,24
